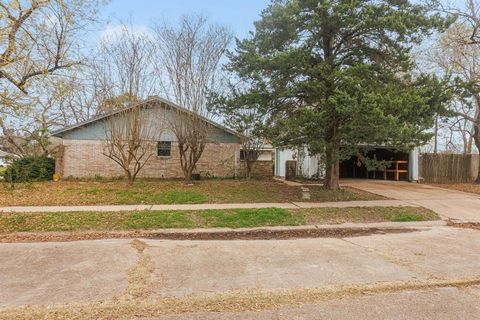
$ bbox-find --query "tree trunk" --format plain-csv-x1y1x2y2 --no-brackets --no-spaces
433,115,438,154
470,96,480,183
184,167,193,182
125,170,134,186
467,130,474,154
178,145,191,181
324,120,340,189
245,161,253,180
474,124,480,184
323,146,340,190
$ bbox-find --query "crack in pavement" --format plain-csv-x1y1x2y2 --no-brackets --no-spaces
339,237,441,280
115,239,155,301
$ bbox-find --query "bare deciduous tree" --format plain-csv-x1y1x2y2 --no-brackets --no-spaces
103,104,159,185
443,0,480,44
239,131,265,180
209,89,266,179
0,78,86,157
153,15,232,181
54,75,99,124
431,17,480,182
93,25,163,185
0,0,99,107
168,109,211,181
92,24,156,113
440,100,475,154
0,0,101,158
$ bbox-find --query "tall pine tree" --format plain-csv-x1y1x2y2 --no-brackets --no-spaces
227,0,451,189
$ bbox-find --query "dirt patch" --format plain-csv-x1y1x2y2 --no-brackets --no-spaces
144,227,418,240
0,227,420,243
447,221,480,231
121,240,154,300
131,238,148,252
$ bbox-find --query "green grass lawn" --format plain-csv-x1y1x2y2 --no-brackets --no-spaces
0,179,385,206
0,207,439,233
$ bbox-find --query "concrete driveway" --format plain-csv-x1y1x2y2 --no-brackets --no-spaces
342,179,480,222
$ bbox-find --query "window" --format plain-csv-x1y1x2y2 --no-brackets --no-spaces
240,150,259,161
157,141,171,157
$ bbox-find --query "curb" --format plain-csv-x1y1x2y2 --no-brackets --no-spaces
0,220,445,243
146,220,446,234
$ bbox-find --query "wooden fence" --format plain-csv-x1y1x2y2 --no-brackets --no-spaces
419,153,479,183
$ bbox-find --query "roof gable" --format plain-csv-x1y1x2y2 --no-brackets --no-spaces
51,97,241,142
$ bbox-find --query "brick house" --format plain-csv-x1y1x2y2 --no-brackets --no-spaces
52,96,244,179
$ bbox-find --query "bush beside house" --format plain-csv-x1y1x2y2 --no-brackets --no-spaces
2,155,55,183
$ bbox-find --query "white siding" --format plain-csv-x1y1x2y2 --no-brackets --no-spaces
275,148,295,177
275,147,322,178
297,150,323,178
257,150,273,161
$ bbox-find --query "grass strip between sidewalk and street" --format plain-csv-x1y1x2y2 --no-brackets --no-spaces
0,206,439,233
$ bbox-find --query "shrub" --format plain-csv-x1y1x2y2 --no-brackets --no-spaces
2,155,55,183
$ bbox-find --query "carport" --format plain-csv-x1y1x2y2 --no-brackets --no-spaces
339,147,419,181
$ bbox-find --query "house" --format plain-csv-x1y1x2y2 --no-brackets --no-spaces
239,144,275,177
52,96,246,179
0,150,14,167
275,146,420,182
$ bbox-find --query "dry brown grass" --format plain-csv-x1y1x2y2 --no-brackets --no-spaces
427,183,480,195
0,179,301,206
0,179,383,206
0,225,420,243
1,277,480,320
447,221,480,231
122,240,154,300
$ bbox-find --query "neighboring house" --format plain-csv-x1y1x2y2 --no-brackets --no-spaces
0,150,14,167
52,96,243,179
275,147,323,179
239,144,275,178
275,146,420,182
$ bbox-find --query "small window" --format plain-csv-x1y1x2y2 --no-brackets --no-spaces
157,141,171,157
240,150,259,161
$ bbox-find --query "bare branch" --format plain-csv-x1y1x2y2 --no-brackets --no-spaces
102,103,162,185
152,15,232,181
94,25,163,185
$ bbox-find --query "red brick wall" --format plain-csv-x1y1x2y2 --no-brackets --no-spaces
239,160,274,178
57,139,240,179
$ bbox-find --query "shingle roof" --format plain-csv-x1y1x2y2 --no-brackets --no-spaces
51,96,242,138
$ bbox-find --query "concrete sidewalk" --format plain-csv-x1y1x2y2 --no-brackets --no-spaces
0,199,416,213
